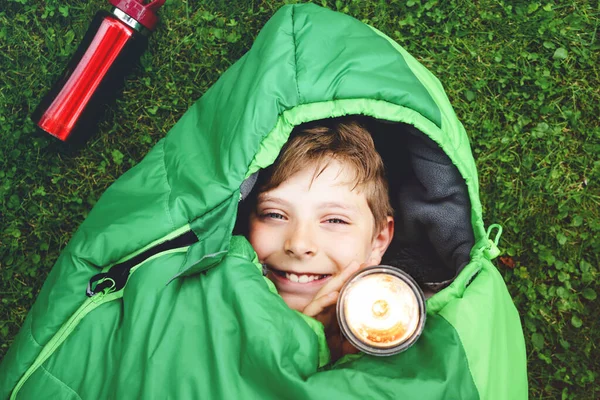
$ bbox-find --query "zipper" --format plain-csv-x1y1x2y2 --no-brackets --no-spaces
10,230,197,399
10,292,110,400
86,229,198,296
95,223,194,275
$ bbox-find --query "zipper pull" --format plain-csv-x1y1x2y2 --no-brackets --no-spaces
86,262,131,297
483,224,503,260
86,273,111,297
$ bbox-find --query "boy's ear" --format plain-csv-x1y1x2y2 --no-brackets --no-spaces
368,216,394,266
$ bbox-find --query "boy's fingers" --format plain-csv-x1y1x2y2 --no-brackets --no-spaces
303,261,369,321
313,261,362,300
303,291,338,318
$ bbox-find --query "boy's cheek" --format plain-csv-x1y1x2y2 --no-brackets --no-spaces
247,225,272,259
247,218,262,243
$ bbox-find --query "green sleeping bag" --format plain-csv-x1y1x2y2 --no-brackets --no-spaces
0,4,527,399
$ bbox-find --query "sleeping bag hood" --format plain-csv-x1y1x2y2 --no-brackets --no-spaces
1,4,527,399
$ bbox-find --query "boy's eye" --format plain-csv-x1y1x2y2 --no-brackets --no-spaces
263,212,285,220
326,218,348,224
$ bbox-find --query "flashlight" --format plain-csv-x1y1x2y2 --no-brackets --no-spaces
337,265,426,356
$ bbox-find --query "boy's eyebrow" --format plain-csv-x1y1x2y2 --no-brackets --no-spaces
319,201,358,212
256,194,289,205
256,196,357,213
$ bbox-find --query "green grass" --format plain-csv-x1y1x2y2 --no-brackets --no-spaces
1,0,598,398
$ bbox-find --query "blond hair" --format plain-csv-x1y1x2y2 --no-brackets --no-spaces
256,117,393,233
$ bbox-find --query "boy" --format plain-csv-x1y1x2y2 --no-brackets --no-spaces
246,116,395,361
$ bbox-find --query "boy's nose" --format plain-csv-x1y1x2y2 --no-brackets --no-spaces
284,223,317,258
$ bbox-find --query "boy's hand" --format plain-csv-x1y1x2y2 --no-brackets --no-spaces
302,261,368,362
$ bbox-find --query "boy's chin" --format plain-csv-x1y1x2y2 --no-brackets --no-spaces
279,292,314,313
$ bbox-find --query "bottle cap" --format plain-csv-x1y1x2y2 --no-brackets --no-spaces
109,0,166,31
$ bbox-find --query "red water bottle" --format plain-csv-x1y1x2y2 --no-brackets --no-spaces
32,0,166,142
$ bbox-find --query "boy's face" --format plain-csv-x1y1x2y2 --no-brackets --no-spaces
248,159,392,312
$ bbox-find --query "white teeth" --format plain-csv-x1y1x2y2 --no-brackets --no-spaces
285,273,323,283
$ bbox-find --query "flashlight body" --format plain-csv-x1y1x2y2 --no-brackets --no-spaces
32,10,147,142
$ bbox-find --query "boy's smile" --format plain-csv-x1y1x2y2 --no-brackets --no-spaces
248,159,391,312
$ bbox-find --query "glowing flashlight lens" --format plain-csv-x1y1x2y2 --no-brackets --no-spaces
337,266,426,356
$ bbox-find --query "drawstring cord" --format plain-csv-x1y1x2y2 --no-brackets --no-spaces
484,224,503,260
